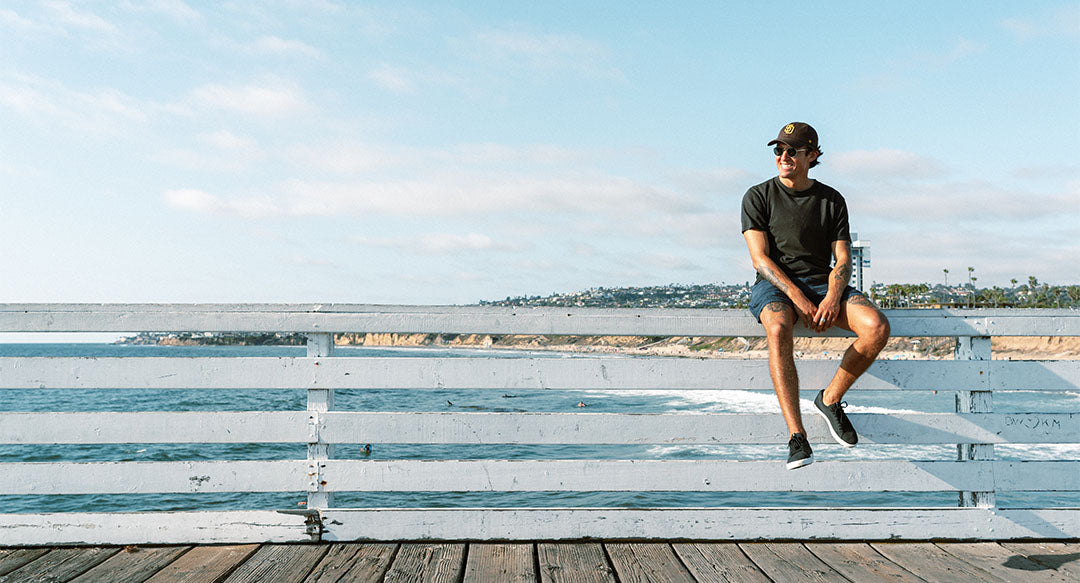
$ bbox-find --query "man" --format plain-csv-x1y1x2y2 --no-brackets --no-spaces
741,122,890,469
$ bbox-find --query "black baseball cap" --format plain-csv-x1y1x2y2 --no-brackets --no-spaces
767,122,819,151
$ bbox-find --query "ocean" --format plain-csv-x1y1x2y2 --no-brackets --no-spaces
2,343,1077,513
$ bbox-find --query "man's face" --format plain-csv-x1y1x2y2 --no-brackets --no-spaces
774,143,816,180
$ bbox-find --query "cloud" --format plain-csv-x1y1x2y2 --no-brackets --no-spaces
0,8,58,35
1001,5,1080,41
44,0,117,34
185,79,309,117
369,64,415,94
242,36,323,58
279,172,701,217
127,0,202,24
350,233,520,254
286,141,402,174
0,71,147,131
854,179,1078,223
163,189,282,218
465,28,625,81
828,149,948,181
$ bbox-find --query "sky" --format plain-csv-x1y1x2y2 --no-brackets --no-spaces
2,1,1078,306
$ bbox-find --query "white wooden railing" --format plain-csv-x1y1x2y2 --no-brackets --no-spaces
0,304,1077,545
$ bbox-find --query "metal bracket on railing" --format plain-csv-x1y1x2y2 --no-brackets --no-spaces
279,509,323,541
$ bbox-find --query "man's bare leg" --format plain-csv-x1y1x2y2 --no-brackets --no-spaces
760,302,804,435
822,295,891,405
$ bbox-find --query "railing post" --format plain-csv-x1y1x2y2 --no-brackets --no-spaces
307,333,335,509
955,335,994,508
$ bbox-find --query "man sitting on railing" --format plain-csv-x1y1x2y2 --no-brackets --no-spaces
741,122,891,470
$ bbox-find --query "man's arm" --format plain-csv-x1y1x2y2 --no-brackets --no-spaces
743,229,817,328
813,240,853,330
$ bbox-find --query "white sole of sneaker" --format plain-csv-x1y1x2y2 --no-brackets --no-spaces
816,406,857,448
786,456,813,470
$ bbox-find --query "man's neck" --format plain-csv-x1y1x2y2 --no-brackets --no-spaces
779,175,815,191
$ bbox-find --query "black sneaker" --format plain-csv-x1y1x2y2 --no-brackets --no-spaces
815,390,858,447
787,432,813,470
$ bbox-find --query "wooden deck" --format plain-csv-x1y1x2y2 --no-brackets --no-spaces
0,541,1076,582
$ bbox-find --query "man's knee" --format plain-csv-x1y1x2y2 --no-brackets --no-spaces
760,303,795,340
860,312,890,351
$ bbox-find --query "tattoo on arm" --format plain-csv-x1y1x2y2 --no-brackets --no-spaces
833,262,852,286
759,266,790,294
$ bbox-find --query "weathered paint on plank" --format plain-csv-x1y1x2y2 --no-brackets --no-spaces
382,543,465,583
741,542,851,583
68,546,191,583
220,544,329,583
0,357,1036,392
0,460,309,494
0,548,50,577
142,544,259,583
604,543,696,583
0,512,312,546
803,542,928,582
19,459,1076,496
317,508,1080,542
5,411,1075,446
871,542,1008,583
934,542,1074,583
316,459,1073,493
304,543,397,583
3,304,1077,336
998,542,1080,581
0,412,309,444
670,543,772,583
537,543,615,583
0,547,119,583
318,411,1080,445
462,543,536,583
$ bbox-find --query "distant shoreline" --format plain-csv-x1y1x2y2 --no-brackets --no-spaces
117,332,1080,361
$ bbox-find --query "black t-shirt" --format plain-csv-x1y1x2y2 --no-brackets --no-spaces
740,177,851,283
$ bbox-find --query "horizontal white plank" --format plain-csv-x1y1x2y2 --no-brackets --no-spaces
0,412,311,444
6,460,1072,495
317,460,1077,493
2,412,1076,445
2,507,1075,545
2,304,1078,336
318,412,1080,445
0,511,313,546
6,356,1075,390
317,507,1080,541
0,461,311,494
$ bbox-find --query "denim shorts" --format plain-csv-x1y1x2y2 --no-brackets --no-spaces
748,277,863,322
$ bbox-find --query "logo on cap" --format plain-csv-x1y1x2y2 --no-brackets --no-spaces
783,124,795,135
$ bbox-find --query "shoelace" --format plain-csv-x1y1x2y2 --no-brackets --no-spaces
833,401,851,428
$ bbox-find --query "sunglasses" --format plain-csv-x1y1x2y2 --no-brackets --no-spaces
773,146,807,157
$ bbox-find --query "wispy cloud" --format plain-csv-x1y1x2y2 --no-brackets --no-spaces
183,78,310,117
828,149,949,181
129,0,202,24
0,71,147,131
44,0,117,35
240,35,323,58
350,233,521,254
465,28,625,81
1001,4,1080,41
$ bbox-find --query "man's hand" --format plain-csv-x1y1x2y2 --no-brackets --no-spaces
793,294,819,330
812,295,841,332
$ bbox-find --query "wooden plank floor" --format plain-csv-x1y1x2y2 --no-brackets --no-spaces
0,542,1076,583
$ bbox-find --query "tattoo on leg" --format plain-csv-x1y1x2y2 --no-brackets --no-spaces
764,302,788,313
847,294,876,308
